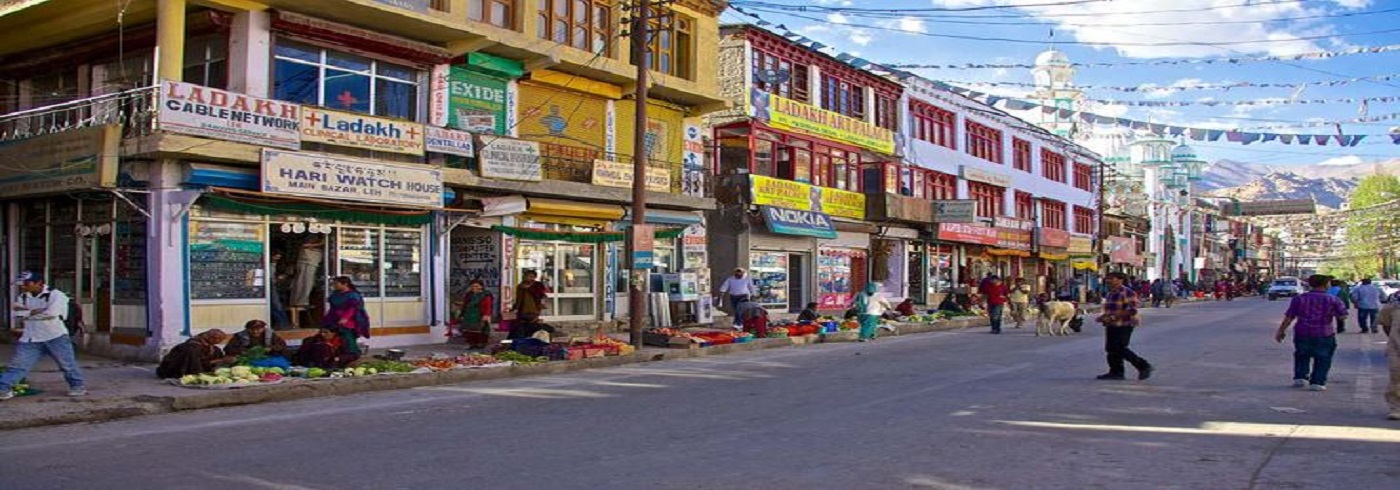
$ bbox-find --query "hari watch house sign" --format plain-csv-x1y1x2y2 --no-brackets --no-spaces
261,149,443,208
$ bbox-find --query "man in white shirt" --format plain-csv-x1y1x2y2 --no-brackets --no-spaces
1351,278,1384,334
0,271,87,400
719,268,755,328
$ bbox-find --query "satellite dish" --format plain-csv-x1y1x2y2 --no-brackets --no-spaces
755,68,791,85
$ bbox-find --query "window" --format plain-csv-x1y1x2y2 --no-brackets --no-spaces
183,35,228,89
968,182,1004,218
273,39,421,120
1073,162,1094,191
1015,191,1034,220
753,130,862,192
821,74,865,120
751,49,809,102
1012,138,1032,173
1042,149,1067,183
965,121,1002,163
470,0,514,28
537,0,612,56
927,171,957,200
642,12,693,79
874,94,897,130
516,239,597,318
1042,200,1066,230
910,100,956,149
1073,206,1095,235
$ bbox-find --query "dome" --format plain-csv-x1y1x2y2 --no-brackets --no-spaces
1035,49,1070,67
1171,144,1199,162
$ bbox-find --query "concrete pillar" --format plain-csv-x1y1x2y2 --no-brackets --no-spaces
156,0,187,82
228,9,272,96
147,160,191,353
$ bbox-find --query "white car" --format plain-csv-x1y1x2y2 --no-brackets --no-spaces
1378,280,1400,303
1267,277,1306,301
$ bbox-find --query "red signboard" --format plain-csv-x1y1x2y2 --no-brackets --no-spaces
938,223,999,246
1037,227,1071,248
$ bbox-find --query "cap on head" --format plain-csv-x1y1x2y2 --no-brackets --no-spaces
16,271,42,283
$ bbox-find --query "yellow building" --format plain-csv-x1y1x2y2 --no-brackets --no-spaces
0,0,728,360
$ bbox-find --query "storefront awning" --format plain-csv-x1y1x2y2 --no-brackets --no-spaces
1072,258,1099,271
987,248,1032,257
619,209,703,226
522,198,625,228
1039,252,1070,261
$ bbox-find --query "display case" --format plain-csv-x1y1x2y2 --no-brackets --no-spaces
189,221,266,300
383,230,422,298
749,251,789,309
337,227,381,297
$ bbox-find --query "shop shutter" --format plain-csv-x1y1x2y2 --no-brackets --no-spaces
516,82,609,151
617,99,685,192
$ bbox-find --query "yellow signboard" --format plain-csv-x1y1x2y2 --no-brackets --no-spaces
591,159,671,193
751,89,896,155
750,175,865,220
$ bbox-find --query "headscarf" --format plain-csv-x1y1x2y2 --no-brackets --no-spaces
853,283,878,312
195,329,229,345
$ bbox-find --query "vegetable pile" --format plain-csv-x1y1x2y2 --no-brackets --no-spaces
178,366,285,386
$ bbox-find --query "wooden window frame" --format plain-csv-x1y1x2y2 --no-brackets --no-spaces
469,0,515,29
910,100,956,149
1072,162,1093,191
1073,205,1095,235
537,0,612,57
1014,191,1034,220
1012,138,1032,173
751,48,810,102
965,120,1003,164
821,74,866,120
874,93,897,130
1042,200,1067,230
1041,149,1067,183
644,12,694,79
927,171,957,200
968,182,1005,218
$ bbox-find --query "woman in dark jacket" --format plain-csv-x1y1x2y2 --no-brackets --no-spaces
323,276,370,356
156,330,234,379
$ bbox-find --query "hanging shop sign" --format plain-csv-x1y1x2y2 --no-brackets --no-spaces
994,216,1034,231
683,224,708,270
960,165,1013,187
592,159,671,192
369,0,430,13
261,149,443,208
932,200,977,223
750,174,865,220
995,227,1033,251
630,224,655,269
1068,235,1095,255
424,126,475,157
761,205,838,239
683,123,705,170
434,65,511,135
937,222,998,246
1108,236,1138,264
477,137,542,181
872,194,934,223
749,89,896,154
301,107,425,155
1037,227,1071,248
0,124,120,198
159,80,301,149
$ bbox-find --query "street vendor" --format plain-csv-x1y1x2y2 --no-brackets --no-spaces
456,279,495,349
938,294,966,314
293,327,360,369
796,302,820,324
156,329,235,379
736,300,769,338
224,320,289,359
890,298,917,318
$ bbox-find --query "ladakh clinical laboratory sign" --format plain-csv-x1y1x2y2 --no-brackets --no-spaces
261,149,444,208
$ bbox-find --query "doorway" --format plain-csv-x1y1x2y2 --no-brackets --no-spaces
269,226,328,329
787,253,807,313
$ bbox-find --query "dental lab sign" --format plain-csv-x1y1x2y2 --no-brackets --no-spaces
262,149,443,208
301,108,425,155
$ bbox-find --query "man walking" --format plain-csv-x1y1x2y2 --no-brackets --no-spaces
0,271,87,400
719,268,755,329
1274,274,1347,391
1350,278,1383,334
980,275,1008,334
1008,277,1032,329
1096,272,1153,381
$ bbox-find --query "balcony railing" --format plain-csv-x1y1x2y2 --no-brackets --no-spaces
536,141,683,194
0,86,159,143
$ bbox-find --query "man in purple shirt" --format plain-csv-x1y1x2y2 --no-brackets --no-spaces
1275,274,1348,391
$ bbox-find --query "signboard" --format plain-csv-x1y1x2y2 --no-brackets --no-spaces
261,149,443,208
750,174,865,220
682,123,705,170
994,216,1034,231
369,0,430,13
1108,236,1137,264
444,66,509,134
749,89,896,154
477,137,542,181
630,224,655,269
0,125,120,198
995,227,1033,251
761,205,838,239
159,80,301,149
1068,235,1094,255
933,200,977,223
961,165,1013,187
877,194,933,223
424,126,475,157
1037,227,1071,248
682,224,708,270
592,159,671,192
301,108,425,155
937,223,999,246
1231,199,1316,216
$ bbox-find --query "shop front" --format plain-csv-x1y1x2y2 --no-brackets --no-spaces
935,222,999,301
502,198,625,322
1037,227,1073,297
1068,234,1099,298
991,216,1034,286
865,193,932,302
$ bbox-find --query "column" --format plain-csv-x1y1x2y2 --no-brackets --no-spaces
156,0,187,82
228,9,273,96
147,160,192,354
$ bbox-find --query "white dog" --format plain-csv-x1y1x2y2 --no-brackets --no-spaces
1036,301,1079,337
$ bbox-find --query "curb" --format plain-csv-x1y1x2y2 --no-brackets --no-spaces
2,319,989,431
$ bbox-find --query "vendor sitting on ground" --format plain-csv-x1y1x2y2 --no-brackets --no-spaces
736,300,769,338
293,327,360,369
937,294,966,314
890,298,917,318
156,329,236,379
507,315,557,341
796,302,820,324
224,319,289,359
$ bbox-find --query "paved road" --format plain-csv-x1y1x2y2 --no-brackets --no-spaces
2,298,1396,489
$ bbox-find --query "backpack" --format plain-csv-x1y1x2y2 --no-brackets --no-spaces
36,289,84,336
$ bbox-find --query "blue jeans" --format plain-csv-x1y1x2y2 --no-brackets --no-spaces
1356,308,1378,332
988,304,1005,333
0,335,86,391
1293,336,1337,386
728,295,749,327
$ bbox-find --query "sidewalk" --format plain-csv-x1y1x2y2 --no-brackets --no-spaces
0,316,996,431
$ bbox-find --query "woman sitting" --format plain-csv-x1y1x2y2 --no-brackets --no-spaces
796,302,820,324
887,298,916,319
157,330,235,379
224,320,289,359
293,327,360,370
937,295,966,314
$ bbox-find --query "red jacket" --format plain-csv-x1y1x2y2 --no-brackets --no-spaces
983,283,1008,306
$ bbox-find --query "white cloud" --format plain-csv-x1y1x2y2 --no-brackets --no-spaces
1317,155,1364,166
796,13,876,47
877,16,928,35
928,0,1347,58
1137,78,1207,99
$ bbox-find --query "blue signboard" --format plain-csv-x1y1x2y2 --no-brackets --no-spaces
761,205,837,239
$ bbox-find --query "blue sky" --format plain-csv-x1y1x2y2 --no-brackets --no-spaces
721,0,1400,167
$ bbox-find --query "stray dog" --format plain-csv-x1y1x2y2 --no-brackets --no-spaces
1035,301,1079,337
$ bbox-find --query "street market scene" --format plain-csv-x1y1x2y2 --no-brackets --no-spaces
1,1,1398,488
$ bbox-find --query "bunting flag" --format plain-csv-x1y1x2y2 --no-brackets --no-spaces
940,88,1400,107
932,74,1400,93
883,44,1400,70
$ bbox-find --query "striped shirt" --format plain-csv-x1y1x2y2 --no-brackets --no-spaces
1102,286,1139,327
1285,291,1346,338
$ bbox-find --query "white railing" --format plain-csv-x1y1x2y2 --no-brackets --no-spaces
0,85,159,143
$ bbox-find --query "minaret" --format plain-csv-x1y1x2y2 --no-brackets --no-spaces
1030,49,1085,139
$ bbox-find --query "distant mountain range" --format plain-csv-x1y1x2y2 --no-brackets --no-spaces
1195,158,1400,209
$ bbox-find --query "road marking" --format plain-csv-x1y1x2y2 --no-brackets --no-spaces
999,420,1400,443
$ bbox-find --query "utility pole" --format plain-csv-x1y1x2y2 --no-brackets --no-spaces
1094,159,1106,274
627,0,652,347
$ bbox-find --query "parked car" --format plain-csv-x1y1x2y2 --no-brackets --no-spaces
1378,279,1400,303
1267,277,1306,301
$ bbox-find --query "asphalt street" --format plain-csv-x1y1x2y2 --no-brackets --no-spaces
1,298,1395,489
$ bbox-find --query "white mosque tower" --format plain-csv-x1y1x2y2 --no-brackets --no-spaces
1030,48,1086,139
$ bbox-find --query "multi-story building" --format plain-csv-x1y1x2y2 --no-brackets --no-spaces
0,0,729,360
